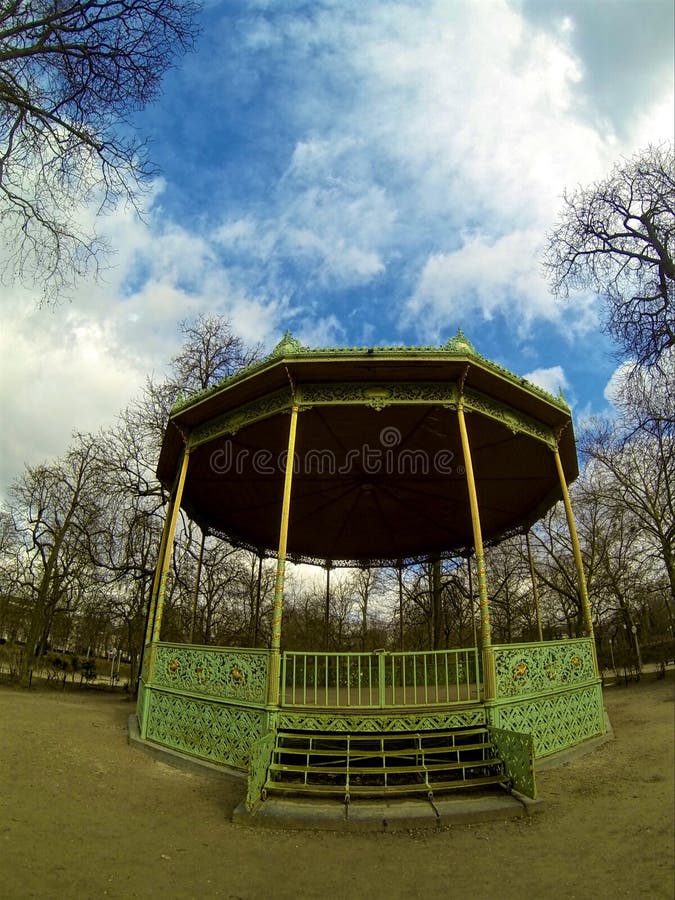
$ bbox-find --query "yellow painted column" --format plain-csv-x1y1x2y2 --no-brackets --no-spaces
457,399,495,700
150,445,191,648
143,500,173,648
553,447,596,646
141,444,190,739
268,403,299,706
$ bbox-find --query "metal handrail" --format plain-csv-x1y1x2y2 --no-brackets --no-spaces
280,647,482,709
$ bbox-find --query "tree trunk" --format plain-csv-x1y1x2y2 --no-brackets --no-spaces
431,558,443,650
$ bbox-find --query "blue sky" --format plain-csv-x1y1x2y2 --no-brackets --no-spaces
1,0,673,490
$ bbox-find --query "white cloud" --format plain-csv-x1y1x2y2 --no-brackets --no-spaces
217,0,640,336
2,0,672,493
522,365,569,398
404,230,563,338
0,190,288,492
0,294,147,490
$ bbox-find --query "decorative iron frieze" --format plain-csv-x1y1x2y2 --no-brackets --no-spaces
299,381,458,410
463,387,557,447
276,708,486,732
191,389,292,445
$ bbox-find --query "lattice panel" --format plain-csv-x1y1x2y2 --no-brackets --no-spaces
246,731,276,812
492,639,596,699
488,683,604,758
150,644,269,706
277,708,486,733
489,726,536,798
145,689,266,769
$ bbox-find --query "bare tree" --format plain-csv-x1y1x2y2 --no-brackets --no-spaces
170,314,262,395
581,417,674,630
544,143,674,369
0,0,200,295
8,434,102,686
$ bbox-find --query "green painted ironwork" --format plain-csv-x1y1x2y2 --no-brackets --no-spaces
137,677,148,736
280,648,481,708
487,639,604,758
488,682,604,758
191,388,291,445
492,638,597,700
300,381,458,410
144,688,268,770
149,643,270,707
463,386,557,447
133,639,604,783
186,379,557,450
489,726,536,798
246,730,276,812
277,708,486,733
171,330,570,418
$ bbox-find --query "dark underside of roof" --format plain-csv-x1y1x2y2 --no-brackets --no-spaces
177,403,570,564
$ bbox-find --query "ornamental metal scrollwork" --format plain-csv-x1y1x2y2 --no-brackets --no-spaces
488,726,536,798
300,382,457,408
463,388,557,447
277,708,486,733
191,389,292,445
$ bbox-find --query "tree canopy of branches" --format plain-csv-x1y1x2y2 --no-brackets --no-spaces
170,313,262,394
0,0,200,295
544,143,674,369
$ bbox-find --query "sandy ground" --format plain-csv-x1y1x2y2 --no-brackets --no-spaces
1,672,673,900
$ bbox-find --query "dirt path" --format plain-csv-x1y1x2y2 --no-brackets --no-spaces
1,673,673,900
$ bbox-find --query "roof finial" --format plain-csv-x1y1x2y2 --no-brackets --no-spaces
269,330,308,358
444,328,476,353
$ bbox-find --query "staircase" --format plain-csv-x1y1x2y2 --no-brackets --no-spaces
262,726,509,803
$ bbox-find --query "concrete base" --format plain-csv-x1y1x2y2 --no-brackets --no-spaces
128,709,613,833
233,790,539,832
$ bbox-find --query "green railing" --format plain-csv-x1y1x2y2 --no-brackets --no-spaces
280,648,481,709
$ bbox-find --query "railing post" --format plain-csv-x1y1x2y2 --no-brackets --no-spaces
377,651,386,708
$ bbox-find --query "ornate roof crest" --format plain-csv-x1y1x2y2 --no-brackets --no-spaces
268,330,308,358
443,328,476,354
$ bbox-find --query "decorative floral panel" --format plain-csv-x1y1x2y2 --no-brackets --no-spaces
492,638,597,700
150,643,269,707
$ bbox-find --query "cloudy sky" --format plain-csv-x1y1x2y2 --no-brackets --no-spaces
1,0,673,491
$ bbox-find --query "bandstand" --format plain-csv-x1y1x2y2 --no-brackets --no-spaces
135,331,605,813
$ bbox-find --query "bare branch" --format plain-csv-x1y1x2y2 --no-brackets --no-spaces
0,0,200,299
544,143,675,369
